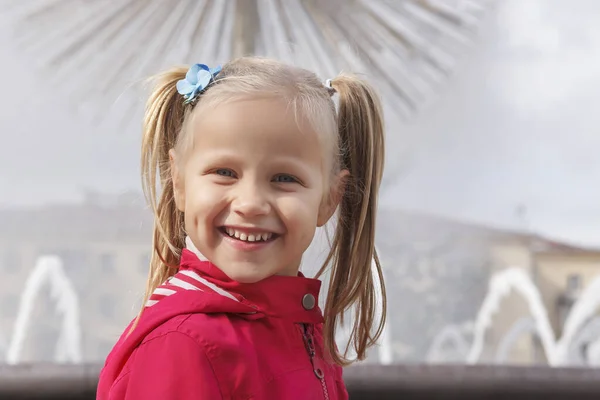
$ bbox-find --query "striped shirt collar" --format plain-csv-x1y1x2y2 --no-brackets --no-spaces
146,238,324,323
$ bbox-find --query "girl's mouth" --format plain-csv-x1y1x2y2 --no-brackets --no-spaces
219,227,279,243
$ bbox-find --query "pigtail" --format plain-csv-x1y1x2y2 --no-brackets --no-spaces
322,74,386,365
134,67,191,330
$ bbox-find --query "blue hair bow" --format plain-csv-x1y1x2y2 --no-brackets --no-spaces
176,63,222,103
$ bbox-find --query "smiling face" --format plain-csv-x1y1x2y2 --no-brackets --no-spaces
171,98,340,283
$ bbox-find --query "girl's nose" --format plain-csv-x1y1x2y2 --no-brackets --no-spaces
231,184,271,217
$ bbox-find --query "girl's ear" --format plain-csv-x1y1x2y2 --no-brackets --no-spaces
317,170,349,227
169,149,186,212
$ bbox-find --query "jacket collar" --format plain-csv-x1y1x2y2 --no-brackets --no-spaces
179,247,324,324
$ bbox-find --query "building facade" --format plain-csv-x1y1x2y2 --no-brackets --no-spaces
0,198,598,366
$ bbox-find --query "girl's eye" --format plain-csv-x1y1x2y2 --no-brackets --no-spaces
273,174,298,183
215,169,235,177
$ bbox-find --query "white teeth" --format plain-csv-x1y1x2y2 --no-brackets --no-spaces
224,229,274,242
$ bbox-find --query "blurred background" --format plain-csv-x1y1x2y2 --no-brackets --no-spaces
1,0,600,375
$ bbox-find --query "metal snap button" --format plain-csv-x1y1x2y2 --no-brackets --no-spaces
302,293,316,310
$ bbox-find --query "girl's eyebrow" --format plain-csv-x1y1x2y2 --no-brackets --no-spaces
197,150,316,170
194,151,243,164
263,156,318,177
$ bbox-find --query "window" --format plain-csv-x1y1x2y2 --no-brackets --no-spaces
567,274,582,293
51,249,88,285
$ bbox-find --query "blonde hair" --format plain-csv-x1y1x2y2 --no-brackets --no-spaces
138,57,386,366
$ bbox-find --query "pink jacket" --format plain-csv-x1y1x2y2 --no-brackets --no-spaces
97,249,348,399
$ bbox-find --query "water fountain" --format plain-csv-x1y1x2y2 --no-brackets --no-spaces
586,336,600,367
0,332,6,359
332,254,392,365
494,317,537,364
374,255,393,365
427,267,600,367
563,316,600,366
555,274,600,364
1,0,492,131
426,322,473,363
467,267,558,365
6,255,82,364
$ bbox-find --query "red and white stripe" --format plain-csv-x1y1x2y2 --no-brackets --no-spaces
145,239,240,308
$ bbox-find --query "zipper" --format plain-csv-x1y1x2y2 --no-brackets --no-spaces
302,324,330,400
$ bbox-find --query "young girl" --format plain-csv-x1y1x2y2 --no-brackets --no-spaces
97,57,386,399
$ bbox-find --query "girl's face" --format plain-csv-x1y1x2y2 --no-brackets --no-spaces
171,98,339,283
